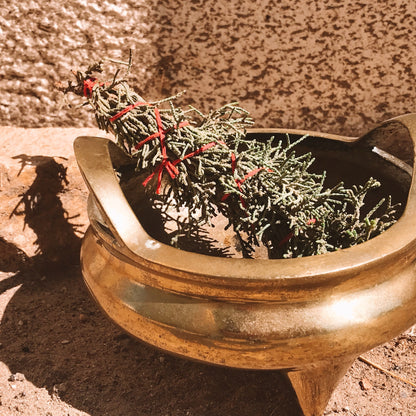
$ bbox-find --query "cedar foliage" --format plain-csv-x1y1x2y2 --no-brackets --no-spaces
61,59,399,258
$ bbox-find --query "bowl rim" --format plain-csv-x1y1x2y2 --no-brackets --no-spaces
74,114,416,293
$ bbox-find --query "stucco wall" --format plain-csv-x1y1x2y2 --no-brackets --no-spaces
2,0,416,136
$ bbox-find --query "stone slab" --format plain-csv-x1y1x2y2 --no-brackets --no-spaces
0,127,110,264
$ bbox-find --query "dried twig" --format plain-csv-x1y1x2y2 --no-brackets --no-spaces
358,355,416,389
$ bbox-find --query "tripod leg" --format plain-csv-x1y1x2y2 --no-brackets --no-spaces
286,357,355,416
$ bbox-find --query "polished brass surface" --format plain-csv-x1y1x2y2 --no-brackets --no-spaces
75,114,416,416
287,358,356,416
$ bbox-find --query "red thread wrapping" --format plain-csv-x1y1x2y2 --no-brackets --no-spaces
83,78,97,98
142,141,221,193
142,108,178,194
172,141,219,165
138,108,194,194
83,78,110,98
110,101,150,123
221,154,272,208
108,99,275,213
109,100,191,194
134,121,190,150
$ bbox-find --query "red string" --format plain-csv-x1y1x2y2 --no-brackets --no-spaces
83,78,97,98
141,108,178,193
83,87,215,194
109,101,150,123
134,121,190,150
83,78,110,98
139,108,196,194
142,140,225,194
231,152,237,174
172,141,219,165
277,231,294,248
107,98,280,221
221,154,272,208
107,100,191,194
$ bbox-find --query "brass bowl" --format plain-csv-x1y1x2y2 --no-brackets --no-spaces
74,115,416,416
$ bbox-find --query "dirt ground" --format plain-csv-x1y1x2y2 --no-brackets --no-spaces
1,0,416,415
1,259,415,416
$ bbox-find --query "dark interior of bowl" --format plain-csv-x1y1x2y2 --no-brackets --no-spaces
118,127,413,259
250,131,412,211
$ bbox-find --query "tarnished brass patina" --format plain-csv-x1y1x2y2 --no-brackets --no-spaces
74,115,416,416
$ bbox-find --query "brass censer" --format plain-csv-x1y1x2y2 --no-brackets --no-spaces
74,114,416,416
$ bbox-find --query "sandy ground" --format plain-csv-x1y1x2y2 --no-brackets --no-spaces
1,1,416,415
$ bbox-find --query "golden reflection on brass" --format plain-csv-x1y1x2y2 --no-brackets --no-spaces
74,115,416,416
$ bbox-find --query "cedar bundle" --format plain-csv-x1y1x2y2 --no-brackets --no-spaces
61,59,398,258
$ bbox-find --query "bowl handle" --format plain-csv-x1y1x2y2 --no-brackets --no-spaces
358,113,416,175
74,136,151,255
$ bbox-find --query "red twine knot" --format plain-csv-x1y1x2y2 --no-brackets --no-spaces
109,101,151,123
83,78,109,98
83,77,97,98
221,153,273,208
109,101,201,194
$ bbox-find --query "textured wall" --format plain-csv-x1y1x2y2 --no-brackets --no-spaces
1,0,416,135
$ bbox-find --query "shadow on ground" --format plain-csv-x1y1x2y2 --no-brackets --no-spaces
0,154,303,415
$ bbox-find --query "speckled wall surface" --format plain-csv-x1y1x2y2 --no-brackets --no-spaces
1,0,416,136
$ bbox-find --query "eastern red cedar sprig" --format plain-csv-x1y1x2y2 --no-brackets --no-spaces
60,60,399,258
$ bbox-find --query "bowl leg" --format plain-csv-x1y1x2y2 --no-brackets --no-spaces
286,356,356,416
